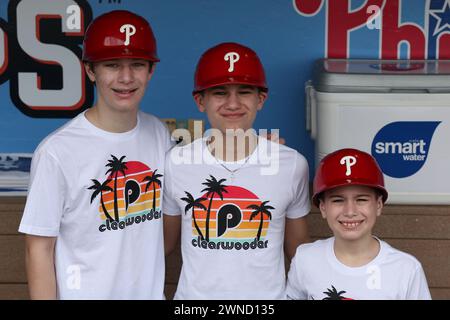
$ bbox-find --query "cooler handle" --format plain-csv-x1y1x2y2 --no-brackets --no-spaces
305,80,317,140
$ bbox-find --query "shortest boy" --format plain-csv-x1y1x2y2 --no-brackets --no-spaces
286,148,431,300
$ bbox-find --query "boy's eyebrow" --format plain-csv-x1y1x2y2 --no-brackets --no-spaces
328,193,373,198
209,85,257,91
328,194,344,198
209,86,227,90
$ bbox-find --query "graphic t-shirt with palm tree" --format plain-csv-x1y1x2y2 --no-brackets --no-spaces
88,154,163,232
163,137,311,299
19,110,171,299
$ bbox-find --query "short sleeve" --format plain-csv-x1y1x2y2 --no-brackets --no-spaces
285,153,311,219
156,117,176,152
164,126,176,152
286,248,308,300
18,147,66,236
162,150,181,216
406,263,432,300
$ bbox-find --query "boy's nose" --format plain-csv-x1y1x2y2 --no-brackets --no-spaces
343,201,358,217
118,65,134,83
225,92,240,110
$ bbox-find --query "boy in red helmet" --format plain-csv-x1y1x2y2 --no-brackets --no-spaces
163,42,311,299
19,11,171,299
286,148,431,300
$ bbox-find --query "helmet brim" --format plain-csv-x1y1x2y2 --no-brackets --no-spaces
193,78,268,95
83,48,160,63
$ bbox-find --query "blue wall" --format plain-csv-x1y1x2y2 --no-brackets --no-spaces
0,0,440,177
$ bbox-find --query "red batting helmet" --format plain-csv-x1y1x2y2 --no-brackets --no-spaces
193,42,268,94
312,148,388,207
82,10,159,62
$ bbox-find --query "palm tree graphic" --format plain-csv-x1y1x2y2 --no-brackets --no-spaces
201,175,228,242
247,200,274,241
181,192,207,240
323,286,350,300
106,155,128,222
88,179,114,222
143,169,163,212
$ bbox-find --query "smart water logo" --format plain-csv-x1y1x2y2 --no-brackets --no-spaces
372,122,441,178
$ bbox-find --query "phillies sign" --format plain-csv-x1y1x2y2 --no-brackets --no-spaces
0,0,93,118
293,0,450,59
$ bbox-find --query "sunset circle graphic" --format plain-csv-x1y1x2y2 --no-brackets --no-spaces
192,185,270,243
98,160,162,221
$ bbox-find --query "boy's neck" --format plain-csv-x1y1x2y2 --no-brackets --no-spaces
207,131,258,162
85,104,138,133
333,235,380,268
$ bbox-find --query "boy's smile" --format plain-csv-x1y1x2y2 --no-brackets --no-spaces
339,219,365,230
112,87,138,97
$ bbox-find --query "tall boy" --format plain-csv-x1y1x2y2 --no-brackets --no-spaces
19,11,171,299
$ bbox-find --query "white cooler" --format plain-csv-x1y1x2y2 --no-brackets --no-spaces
307,59,450,204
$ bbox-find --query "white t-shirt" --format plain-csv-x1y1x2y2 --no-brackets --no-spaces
163,136,311,299
19,111,172,299
286,237,431,300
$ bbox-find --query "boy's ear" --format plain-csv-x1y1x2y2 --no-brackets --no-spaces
257,90,268,111
84,62,96,82
319,199,327,219
376,195,384,217
147,63,156,81
193,92,206,112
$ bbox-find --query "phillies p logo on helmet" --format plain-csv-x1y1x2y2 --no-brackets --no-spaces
120,24,136,46
224,52,240,72
340,155,357,176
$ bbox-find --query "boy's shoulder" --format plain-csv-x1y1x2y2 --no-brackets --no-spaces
34,112,85,154
258,137,309,168
167,136,203,153
139,110,161,122
165,137,205,167
139,111,169,130
380,239,423,269
260,136,304,156
294,237,332,259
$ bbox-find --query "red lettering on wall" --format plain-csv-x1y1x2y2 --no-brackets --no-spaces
293,0,323,16
381,0,425,59
327,0,385,58
438,34,450,59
